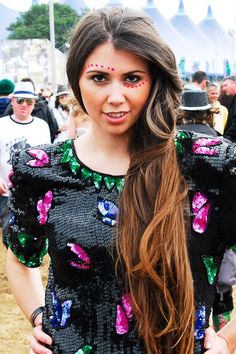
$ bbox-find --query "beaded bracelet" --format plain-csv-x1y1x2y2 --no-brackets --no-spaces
30,306,45,327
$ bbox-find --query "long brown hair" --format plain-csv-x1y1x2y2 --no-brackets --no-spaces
67,7,194,353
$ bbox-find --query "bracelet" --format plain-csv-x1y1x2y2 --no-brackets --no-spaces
217,333,230,351
30,306,45,327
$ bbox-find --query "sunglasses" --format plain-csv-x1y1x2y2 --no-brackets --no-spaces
16,97,35,105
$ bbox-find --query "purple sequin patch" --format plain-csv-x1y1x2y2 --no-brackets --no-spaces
192,192,211,234
67,243,91,270
37,190,53,225
26,148,50,167
116,293,133,335
192,138,222,156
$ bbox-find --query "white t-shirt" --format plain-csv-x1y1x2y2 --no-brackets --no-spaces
0,115,51,196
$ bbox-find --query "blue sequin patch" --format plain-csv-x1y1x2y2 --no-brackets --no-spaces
97,197,118,227
9,213,15,225
49,292,72,329
194,305,206,340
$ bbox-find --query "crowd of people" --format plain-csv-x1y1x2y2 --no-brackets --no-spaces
1,5,236,354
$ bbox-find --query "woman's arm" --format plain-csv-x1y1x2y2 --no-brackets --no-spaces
204,322,236,353
6,248,45,327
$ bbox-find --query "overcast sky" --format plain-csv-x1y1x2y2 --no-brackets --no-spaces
1,0,236,32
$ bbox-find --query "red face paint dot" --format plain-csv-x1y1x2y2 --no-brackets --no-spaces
101,65,104,68
107,67,110,70
139,84,142,86
111,68,115,71
95,64,98,67
91,64,94,66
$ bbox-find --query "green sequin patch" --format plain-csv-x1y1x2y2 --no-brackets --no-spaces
175,130,190,154
230,244,236,251
74,345,93,354
58,140,124,192
202,255,217,285
8,235,48,268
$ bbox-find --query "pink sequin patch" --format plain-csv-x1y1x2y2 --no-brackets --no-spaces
192,192,211,234
116,305,129,335
8,169,14,188
121,293,133,320
37,190,53,225
116,293,133,334
192,138,222,156
26,149,50,167
67,243,91,270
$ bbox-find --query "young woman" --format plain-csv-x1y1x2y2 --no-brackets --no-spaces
207,83,228,135
6,7,236,354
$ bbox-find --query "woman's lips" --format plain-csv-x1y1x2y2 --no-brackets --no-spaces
103,111,129,123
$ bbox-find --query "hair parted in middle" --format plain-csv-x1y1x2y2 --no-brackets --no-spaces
67,7,194,354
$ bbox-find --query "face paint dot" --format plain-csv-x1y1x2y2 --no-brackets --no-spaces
107,67,110,70
91,64,93,66
101,65,104,68
111,68,115,71
95,64,98,66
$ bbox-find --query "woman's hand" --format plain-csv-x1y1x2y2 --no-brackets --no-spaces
28,325,53,354
204,327,229,353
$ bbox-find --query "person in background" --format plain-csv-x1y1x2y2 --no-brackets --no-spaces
0,79,15,116
67,96,91,139
221,76,236,142
177,89,217,136
0,81,51,247
53,86,70,143
184,70,209,91
5,7,236,354
207,83,228,135
3,78,58,143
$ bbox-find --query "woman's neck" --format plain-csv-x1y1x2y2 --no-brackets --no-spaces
74,129,130,175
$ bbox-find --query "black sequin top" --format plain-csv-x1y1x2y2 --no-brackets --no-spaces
8,132,236,354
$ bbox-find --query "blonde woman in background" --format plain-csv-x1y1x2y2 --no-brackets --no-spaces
67,96,91,138
207,83,228,135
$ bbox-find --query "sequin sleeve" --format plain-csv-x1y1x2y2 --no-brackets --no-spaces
219,142,236,247
7,150,48,268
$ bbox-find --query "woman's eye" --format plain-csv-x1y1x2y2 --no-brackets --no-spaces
91,74,107,83
125,75,140,83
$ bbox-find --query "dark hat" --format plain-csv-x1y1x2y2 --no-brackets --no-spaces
55,85,69,97
0,79,15,95
179,90,211,111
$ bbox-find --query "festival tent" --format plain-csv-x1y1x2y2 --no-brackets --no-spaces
142,0,198,72
64,0,88,13
105,0,123,6
170,0,214,72
198,5,236,74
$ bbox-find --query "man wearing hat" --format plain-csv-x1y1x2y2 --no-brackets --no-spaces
0,79,15,115
0,81,51,247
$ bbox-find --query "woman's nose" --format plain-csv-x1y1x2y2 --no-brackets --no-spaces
107,83,126,105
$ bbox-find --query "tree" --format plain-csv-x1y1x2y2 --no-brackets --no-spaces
7,3,80,50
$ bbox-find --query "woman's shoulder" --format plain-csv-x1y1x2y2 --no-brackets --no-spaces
11,140,73,184
176,130,232,168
